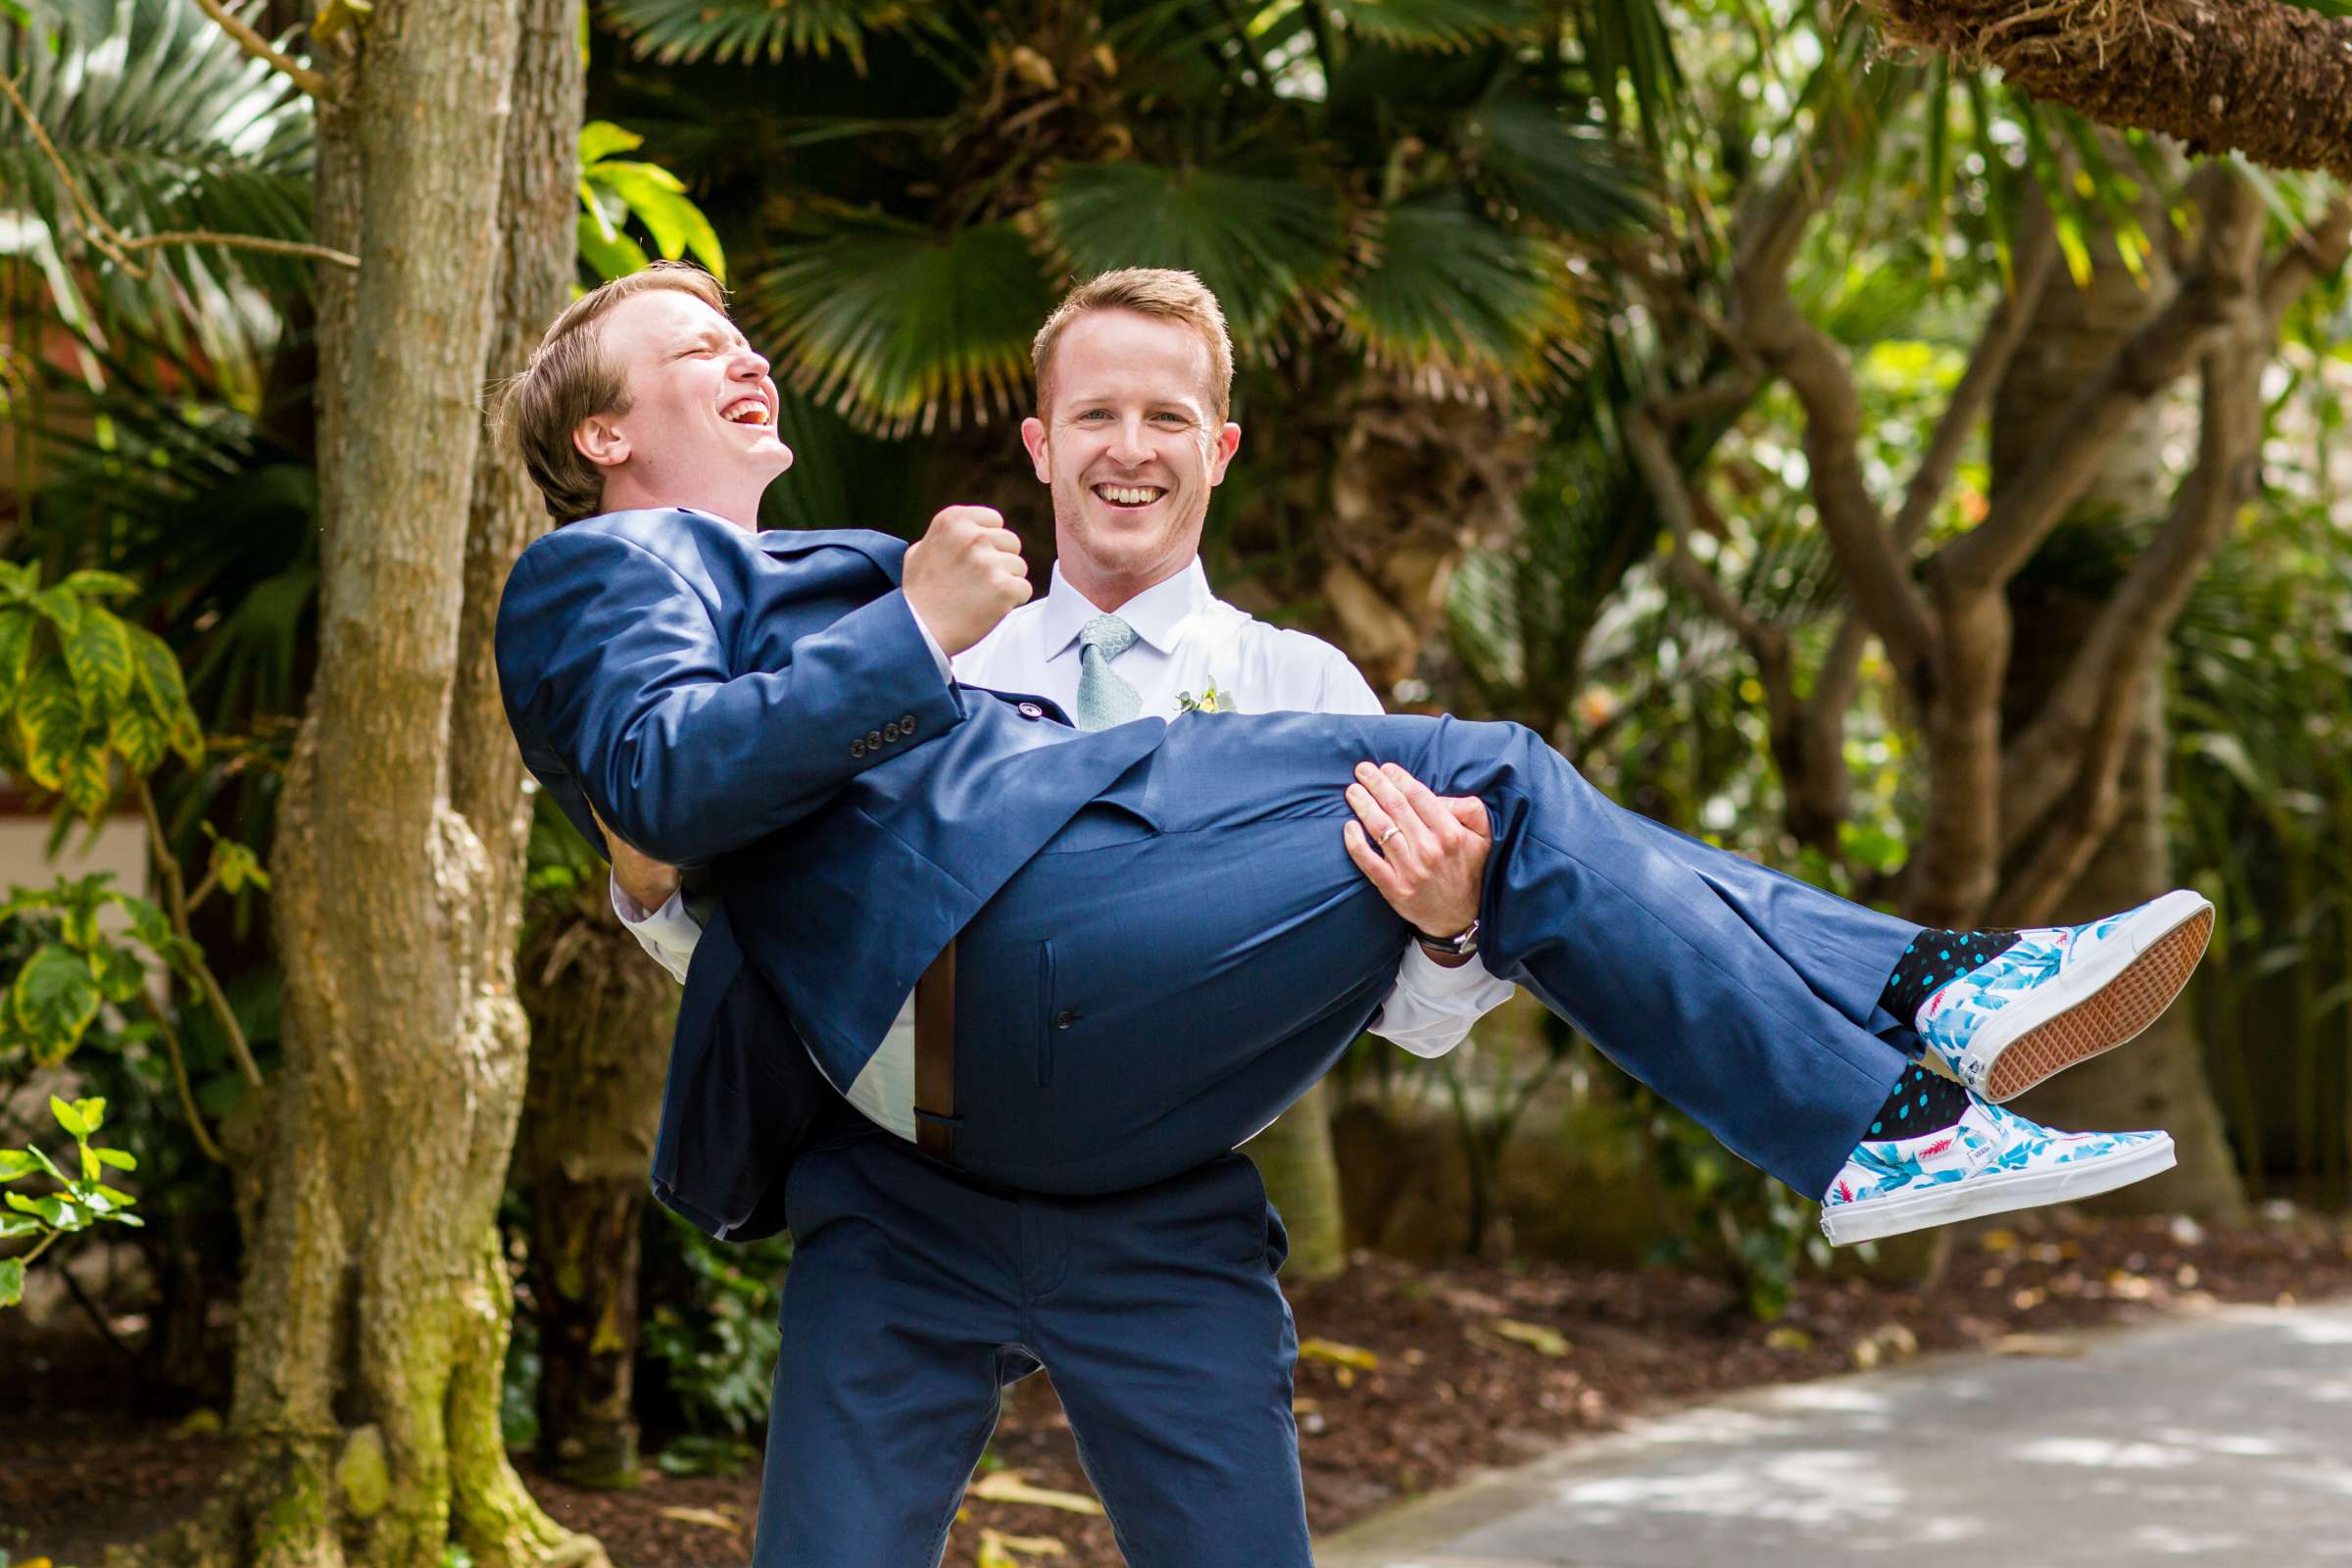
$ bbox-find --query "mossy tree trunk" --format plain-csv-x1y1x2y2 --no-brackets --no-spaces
514,908,676,1488
109,0,595,1558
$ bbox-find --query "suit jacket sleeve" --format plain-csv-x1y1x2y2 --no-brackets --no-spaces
1307,644,1514,1055
498,524,965,864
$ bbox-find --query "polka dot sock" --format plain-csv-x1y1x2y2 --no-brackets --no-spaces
1879,925,2023,1031
1863,1063,1975,1142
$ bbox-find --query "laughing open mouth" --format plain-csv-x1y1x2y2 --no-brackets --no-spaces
722,396,771,427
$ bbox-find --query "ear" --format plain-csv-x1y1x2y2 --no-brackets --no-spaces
573,411,630,471
1205,420,1242,487
1020,416,1052,484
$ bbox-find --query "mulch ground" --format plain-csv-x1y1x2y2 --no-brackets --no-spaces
7,1210,2349,1568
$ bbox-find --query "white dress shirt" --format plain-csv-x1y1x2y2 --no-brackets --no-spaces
613,557,1515,1139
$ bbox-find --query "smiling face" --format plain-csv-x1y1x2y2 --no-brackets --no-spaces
573,289,792,527
1021,308,1242,610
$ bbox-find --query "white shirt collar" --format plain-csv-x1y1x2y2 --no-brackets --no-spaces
1040,558,1215,661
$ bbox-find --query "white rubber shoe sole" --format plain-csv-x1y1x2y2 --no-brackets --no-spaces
1949,890,2214,1102
1820,1132,2177,1247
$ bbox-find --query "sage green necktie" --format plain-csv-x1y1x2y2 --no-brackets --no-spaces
1074,614,1143,730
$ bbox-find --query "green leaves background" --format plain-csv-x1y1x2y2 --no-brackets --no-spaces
0,564,204,827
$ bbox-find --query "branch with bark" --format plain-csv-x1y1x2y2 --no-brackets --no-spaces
1723,160,1944,698
1868,0,2352,180
1993,188,2351,906
1630,149,2058,856
1931,164,2266,596
190,0,333,101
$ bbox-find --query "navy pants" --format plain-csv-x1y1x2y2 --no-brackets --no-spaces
951,712,1921,1204
757,712,1923,1564
757,1129,1306,1567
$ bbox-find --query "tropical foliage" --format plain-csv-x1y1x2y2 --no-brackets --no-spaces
595,0,1658,435
0,1094,142,1307
0,0,313,371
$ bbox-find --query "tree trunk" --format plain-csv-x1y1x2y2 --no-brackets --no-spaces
109,0,601,1558
1983,192,2246,1219
1869,0,2352,180
1319,376,1539,693
2004,675,2246,1217
514,907,676,1488
1244,1082,1347,1281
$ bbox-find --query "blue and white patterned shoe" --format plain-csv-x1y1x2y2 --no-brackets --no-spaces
1914,889,2214,1102
1819,1097,2175,1246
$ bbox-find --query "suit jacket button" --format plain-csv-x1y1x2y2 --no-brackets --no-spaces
1018,702,1044,719
1054,1009,1076,1029
866,728,883,749
901,712,917,732
884,721,903,742
850,738,866,758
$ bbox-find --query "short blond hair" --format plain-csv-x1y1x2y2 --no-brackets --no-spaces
1031,268,1235,421
503,263,729,525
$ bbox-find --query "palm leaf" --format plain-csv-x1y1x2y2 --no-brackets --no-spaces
742,216,1054,435
600,0,933,68
757,388,929,534
1324,0,1542,52
0,0,313,367
1576,0,1689,151
1031,154,1351,354
1342,197,1586,395
1466,94,1654,238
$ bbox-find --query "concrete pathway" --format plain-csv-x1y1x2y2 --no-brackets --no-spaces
1317,1301,2352,1566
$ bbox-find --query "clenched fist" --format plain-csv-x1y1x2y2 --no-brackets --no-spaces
903,505,1031,656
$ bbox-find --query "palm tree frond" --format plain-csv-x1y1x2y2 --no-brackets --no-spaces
743,217,1053,435
1343,198,1586,396
758,388,929,534
1033,155,1351,355
1325,0,1541,53
1468,95,1655,237
2,0,313,364
1575,0,1688,148
600,0,933,68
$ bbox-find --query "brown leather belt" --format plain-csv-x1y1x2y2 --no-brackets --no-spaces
912,938,957,1160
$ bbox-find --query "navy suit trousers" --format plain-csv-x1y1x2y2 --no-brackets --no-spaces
947,713,1920,1204
758,1129,1306,1567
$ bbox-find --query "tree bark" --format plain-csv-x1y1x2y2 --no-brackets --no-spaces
1244,1081,1347,1281
1869,0,2352,180
514,907,676,1488
109,0,599,1558
1984,186,2244,1216
1633,144,2347,1214
1319,377,1538,694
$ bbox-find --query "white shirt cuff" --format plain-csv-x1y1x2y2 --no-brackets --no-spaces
906,596,955,681
610,874,700,984
1366,943,1515,1058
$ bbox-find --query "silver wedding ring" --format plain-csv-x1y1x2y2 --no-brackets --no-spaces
1378,827,1403,848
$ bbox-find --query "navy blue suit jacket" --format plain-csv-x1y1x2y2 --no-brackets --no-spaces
496,508,1166,1238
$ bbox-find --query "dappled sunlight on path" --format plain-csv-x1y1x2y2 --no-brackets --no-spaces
1322,1301,2352,1567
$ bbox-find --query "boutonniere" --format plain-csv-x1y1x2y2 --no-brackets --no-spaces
1176,683,1237,714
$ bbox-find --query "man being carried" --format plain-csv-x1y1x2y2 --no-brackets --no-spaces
495,259,2204,1335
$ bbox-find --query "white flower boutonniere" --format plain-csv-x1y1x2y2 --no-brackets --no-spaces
1176,683,1238,714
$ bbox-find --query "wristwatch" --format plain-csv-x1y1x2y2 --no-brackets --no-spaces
1414,918,1481,959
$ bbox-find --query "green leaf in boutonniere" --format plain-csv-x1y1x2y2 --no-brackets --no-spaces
1176,684,1237,714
